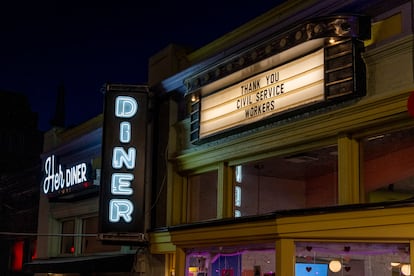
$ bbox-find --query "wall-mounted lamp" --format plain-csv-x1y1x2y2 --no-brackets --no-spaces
191,94,199,102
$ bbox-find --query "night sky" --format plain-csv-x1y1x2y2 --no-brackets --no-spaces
1,1,283,131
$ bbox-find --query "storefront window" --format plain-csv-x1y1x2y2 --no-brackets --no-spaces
186,243,275,276
185,241,410,275
233,145,338,216
61,220,75,254
188,171,218,222
363,127,414,203
295,241,410,275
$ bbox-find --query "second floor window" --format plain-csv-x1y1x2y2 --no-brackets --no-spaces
233,145,338,217
187,171,218,222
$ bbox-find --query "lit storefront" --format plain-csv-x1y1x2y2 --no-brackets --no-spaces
23,0,414,275
24,116,138,275
147,0,414,275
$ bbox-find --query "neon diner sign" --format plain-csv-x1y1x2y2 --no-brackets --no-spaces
99,84,148,234
108,96,137,223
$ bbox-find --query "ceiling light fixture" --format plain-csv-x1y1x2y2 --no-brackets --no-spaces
401,264,411,276
329,259,342,273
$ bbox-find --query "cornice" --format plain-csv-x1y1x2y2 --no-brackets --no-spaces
158,203,414,247
159,0,380,95
363,34,414,62
184,15,370,95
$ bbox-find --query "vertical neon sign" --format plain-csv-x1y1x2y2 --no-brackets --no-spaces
99,84,148,234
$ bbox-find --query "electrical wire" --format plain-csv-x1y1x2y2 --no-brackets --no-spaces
0,232,97,237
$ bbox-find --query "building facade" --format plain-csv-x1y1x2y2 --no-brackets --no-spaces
0,91,43,276
147,0,414,275
24,116,144,275
25,0,414,275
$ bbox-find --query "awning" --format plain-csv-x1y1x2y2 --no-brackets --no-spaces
23,253,135,273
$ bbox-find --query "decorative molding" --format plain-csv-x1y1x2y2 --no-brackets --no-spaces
184,15,370,95
50,197,99,219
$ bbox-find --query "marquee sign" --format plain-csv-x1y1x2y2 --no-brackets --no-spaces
42,155,92,198
99,84,148,235
189,15,370,143
199,49,324,139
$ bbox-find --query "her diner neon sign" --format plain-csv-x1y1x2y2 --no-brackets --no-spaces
42,155,90,196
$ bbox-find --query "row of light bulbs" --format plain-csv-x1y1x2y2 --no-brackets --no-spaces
392,262,411,276
328,260,411,275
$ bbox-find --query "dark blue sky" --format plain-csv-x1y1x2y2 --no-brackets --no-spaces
1,1,282,131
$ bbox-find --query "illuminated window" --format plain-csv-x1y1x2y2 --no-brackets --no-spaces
187,171,218,222
11,241,24,271
233,145,338,216
185,243,275,275
295,241,410,275
363,127,414,203
61,220,75,254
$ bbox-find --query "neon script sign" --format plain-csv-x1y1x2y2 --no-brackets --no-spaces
42,155,91,197
108,96,137,223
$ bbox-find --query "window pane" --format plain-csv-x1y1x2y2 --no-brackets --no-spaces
61,220,75,254
82,216,120,253
186,242,410,275
295,241,410,275
186,243,275,276
188,171,218,222
363,127,414,202
234,145,338,216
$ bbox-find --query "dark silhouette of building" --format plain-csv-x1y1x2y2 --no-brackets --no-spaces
0,90,43,276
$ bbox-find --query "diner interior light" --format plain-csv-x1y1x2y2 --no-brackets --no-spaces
401,264,411,276
329,259,342,272
188,267,198,273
